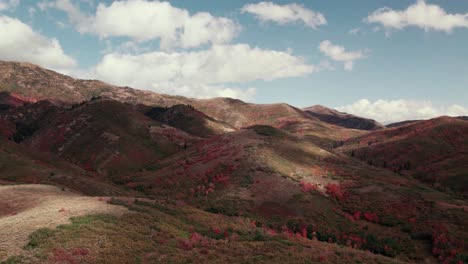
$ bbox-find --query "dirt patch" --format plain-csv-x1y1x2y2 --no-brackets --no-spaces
0,184,127,261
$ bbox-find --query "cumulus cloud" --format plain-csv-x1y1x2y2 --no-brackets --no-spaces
241,2,326,29
0,15,76,71
337,99,468,123
366,0,468,33
90,44,317,101
43,0,241,50
0,0,19,11
319,40,366,71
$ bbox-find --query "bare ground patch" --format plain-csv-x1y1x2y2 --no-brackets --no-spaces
0,184,127,260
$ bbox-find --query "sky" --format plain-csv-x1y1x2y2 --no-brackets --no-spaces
0,0,467,123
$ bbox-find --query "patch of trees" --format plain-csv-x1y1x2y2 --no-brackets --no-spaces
12,122,39,143
332,140,344,148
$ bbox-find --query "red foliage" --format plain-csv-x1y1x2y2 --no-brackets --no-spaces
352,211,361,221
431,224,463,264
325,183,344,201
79,162,94,172
50,248,80,264
300,181,318,193
212,227,222,235
363,212,379,223
71,248,89,256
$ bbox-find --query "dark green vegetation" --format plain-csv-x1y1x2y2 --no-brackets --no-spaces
0,61,467,263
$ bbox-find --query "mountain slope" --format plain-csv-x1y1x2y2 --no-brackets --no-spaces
145,104,235,138
338,117,468,196
303,105,384,131
0,61,186,106
23,98,197,176
1,60,467,263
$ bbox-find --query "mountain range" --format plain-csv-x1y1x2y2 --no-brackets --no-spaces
0,61,466,264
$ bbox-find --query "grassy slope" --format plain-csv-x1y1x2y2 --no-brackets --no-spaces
3,199,400,264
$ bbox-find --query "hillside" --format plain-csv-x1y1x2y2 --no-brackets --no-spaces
22,98,198,176
145,104,235,138
386,120,422,128
338,117,468,196
303,105,384,131
0,61,467,264
0,62,355,141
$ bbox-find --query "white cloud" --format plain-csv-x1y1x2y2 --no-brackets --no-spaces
348,28,361,35
241,2,326,29
0,0,19,11
0,15,76,71
90,44,317,101
366,0,468,33
337,99,468,123
318,40,366,71
28,6,36,18
44,0,241,50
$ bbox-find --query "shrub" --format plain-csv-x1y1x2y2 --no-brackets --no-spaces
363,212,379,223
325,183,344,201
300,181,318,193
25,228,56,249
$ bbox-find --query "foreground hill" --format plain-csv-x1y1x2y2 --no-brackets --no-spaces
338,117,468,196
303,105,384,131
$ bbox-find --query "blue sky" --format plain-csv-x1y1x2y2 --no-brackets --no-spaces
0,0,467,122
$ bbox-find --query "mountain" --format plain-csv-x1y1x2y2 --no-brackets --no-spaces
0,61,467,264
303,105,385,131
0,61,358,145
338,116,468,196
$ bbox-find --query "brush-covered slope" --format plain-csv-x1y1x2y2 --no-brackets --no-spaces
303,105,384,131
23,98,198,176
338,117,468,196
0,99,61,142
2,195,401,264
1,61,467,263
0,137,126,196
110,125,468,263
0,92,28,110
145,104,235,138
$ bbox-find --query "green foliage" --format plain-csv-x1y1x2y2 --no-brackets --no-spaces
240,174,254,187
249,125,284,137
24,228,56,249
204,199,251,217
12,122,39,143
1,256,27,264
57,215,117,232
380,215,402,227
